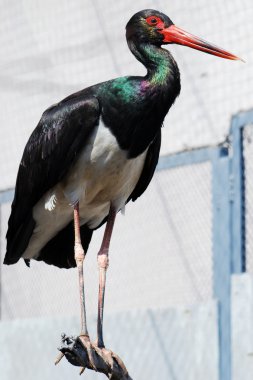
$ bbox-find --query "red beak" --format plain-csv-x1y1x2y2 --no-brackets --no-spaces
159,25,242,61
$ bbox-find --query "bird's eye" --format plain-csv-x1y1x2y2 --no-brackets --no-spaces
146,16,161,26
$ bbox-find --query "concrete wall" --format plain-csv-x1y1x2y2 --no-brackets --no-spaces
0,301,219,380
232,274,253,380
2,273,253,379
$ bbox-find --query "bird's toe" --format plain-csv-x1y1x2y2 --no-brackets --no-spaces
55,333,131,378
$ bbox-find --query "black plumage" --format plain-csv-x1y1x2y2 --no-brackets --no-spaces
4,10,183,269
5,96,100,267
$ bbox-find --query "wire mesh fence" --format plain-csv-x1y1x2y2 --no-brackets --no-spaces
0,157,216,380
0,160,213,320
0,137,245,380
0,0,253,190
0,1,253,380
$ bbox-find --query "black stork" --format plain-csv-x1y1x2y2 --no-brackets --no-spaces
4,9,240,348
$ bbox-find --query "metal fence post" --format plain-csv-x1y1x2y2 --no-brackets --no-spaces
230,110,253,275
212,147,232,380
212,110,253,380
230,115,246,273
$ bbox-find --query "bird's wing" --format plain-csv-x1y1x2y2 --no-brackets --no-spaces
128,129,161,202
5,93,100,264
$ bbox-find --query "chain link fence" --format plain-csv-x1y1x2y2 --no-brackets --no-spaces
0,158,217,380
0,0,253,379
0,160,213,321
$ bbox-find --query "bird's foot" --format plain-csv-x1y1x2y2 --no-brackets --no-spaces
55,333,132,379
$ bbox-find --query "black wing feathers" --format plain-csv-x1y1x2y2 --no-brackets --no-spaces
128,130,161,202
5,94,100,265
37,223,93,268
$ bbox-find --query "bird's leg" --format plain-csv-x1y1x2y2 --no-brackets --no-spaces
74,202,89,337
97,205,116,348
57,207,132,377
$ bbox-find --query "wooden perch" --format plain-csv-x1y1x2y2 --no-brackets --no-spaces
55,334,133,380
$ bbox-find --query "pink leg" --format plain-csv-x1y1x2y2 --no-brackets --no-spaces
97,205,117,348
74,203,89,337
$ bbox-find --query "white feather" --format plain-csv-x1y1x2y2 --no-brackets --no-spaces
45,193,57,211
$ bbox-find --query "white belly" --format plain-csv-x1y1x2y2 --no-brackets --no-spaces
22,119,147,259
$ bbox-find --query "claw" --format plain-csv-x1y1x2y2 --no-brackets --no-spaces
79,367,85,375
55,352,64,365
112,352,129,375
102,348,114,369
78,336,99,371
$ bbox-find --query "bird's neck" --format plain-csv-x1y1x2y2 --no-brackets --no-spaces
96,41,181,158
128,40,180,90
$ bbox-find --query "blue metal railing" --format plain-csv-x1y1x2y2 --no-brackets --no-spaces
157,109,253,380
157,144,232,380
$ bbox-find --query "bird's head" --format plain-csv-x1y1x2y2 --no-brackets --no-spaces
126,9,242,61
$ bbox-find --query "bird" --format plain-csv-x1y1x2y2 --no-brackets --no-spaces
4,9,240,349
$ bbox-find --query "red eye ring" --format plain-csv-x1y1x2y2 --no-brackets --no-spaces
146,16,163,28
147,17,158,25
